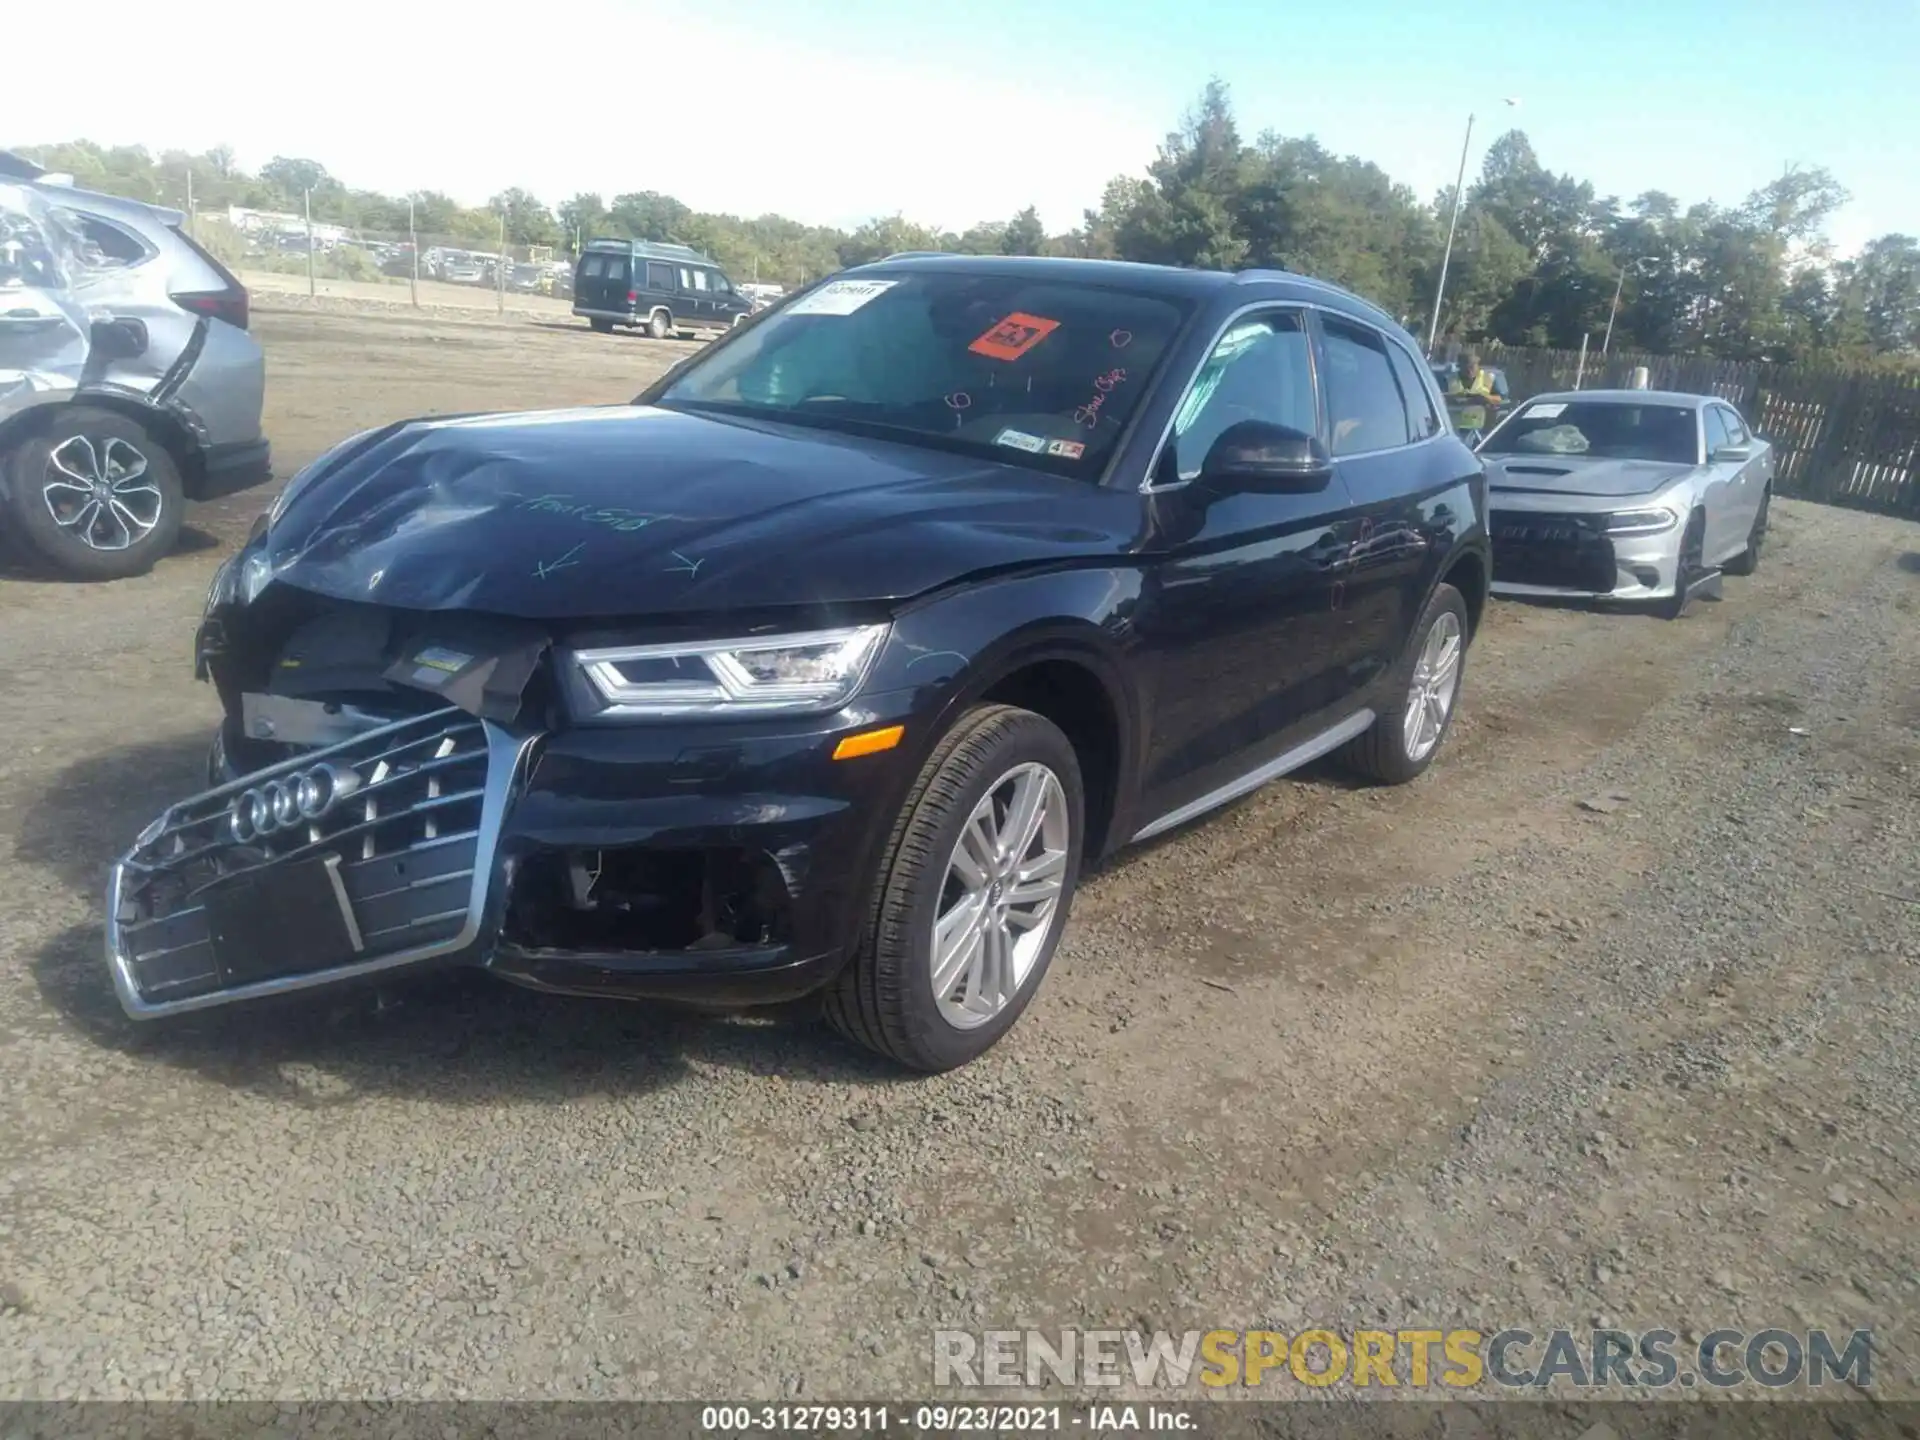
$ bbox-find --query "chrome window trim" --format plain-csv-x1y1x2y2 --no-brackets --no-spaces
1140,299,1450,494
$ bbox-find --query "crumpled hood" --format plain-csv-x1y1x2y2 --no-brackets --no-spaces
261,404,1144,619
1483,453,1698,499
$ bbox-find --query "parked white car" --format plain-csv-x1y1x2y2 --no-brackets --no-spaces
1479,390,1774,619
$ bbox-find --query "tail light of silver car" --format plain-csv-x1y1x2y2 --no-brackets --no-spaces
171,286,250,332
167,223,252,330
1606,507,1679,537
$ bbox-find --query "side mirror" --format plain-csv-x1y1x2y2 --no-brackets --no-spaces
89,316,148,361
1711,443,1752,464
1199,420,1334,493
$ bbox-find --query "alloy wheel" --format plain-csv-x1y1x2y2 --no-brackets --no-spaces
930,762,1070,1030
41,435,164,552
1402,610,1464,762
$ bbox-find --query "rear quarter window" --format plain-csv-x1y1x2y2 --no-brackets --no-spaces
52,210,151,274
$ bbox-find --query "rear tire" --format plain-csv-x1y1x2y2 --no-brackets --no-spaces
4,406,185,581
1722,487,1768,576
647,309,673,340
824,704,1085,1073
589,318,613,333
1339,582,1469,785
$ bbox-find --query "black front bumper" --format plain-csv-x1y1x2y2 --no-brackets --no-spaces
1488,511,1618,592
110,696,922,1017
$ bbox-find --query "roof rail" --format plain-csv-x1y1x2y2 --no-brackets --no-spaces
583,236,711,262
877,250,953,261
1237,266,1404,329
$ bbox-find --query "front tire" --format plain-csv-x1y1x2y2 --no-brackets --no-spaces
1340,582,1469,785
825,704,1085,1073
647,309,673,340
4,406,185,581
1722,487,1769,576
1661,508,1708,619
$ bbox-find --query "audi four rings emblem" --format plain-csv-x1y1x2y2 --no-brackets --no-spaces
227,763,361,842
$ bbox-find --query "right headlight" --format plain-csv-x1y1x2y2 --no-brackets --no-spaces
571,624,889,720
1606,507,1679,536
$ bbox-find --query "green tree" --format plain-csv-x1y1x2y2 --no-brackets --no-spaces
1831,233,1919,355
608,191,693,242
259,156,335,204
999,206,1047,256
557,192,608,251
489,187,561,247
836,214,943,267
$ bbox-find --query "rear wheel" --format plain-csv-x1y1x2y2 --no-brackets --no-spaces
1340,582,1469,785
647,309,673,340
825,704,1084,1072
589,318,613,333
1722,487,1769,576
4,406,184,581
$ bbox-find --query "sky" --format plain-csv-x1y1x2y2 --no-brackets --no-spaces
12,0,1917,257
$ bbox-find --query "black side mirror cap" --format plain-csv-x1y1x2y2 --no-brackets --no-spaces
1199,420,1334,494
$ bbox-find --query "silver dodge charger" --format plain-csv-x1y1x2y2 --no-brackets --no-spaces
1478,389,1774,619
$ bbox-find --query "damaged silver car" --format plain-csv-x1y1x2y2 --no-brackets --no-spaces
0,161,270,579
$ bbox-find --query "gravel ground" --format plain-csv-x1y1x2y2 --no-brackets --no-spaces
0,302,1915,1404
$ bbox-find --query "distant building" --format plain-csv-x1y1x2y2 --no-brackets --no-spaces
224,205,350,246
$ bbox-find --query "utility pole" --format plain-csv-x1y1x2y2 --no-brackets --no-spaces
304,187,316,298
1426,97,1520,357
185,170,195,237
497,213,507,315
1602,264,1633,358
1427,114,1475,357
408,195,419,308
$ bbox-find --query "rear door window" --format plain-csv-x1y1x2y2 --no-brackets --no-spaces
1386,342,1441,440
581,254,606,278
1320,317,1413,455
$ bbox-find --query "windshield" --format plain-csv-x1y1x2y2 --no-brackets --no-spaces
1481,399,1699,464
656,270,1193,475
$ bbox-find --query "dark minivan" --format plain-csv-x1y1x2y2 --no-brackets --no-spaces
572,238,754,339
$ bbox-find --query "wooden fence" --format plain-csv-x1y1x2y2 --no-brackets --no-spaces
1463,344,1920,520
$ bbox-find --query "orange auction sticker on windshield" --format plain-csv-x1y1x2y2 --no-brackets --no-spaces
969,312,1062,362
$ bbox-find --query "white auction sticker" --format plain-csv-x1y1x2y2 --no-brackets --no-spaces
994,428,1049,454
784,279,898,316
1527,402,1568,418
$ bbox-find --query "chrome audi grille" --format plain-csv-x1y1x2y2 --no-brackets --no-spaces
108,708,521,1016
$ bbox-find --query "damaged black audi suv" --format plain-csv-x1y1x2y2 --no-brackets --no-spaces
108,254,1490,1071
